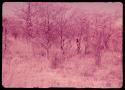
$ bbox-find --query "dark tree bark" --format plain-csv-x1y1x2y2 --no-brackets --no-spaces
3,28,7,57
26,2,32,43
2,18,8,59
76,38,80,54
95,31,104,67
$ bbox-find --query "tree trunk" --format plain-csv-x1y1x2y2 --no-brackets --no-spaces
84,37,89,55
95,32,102,67
76,38,80,54
3,27,7,59
84,44,89,55
46,48,49,60
60,29,64,55
95,50,101,67
4,28,7,53
26,2,32,44
61,39,64,55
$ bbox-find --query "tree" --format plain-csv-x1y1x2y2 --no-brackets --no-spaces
15,2,42,56
74,13,90,55
2,18,8,59
29,3,67,59
37,3,57,59
92,13,113,67
54,5,74,55
15,2,33,43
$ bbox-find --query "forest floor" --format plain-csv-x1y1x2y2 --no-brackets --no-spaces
2,37,123,88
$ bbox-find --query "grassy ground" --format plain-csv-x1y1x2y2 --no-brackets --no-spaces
2,37,122,88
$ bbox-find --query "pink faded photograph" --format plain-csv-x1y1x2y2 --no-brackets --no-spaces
2,2,123,88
